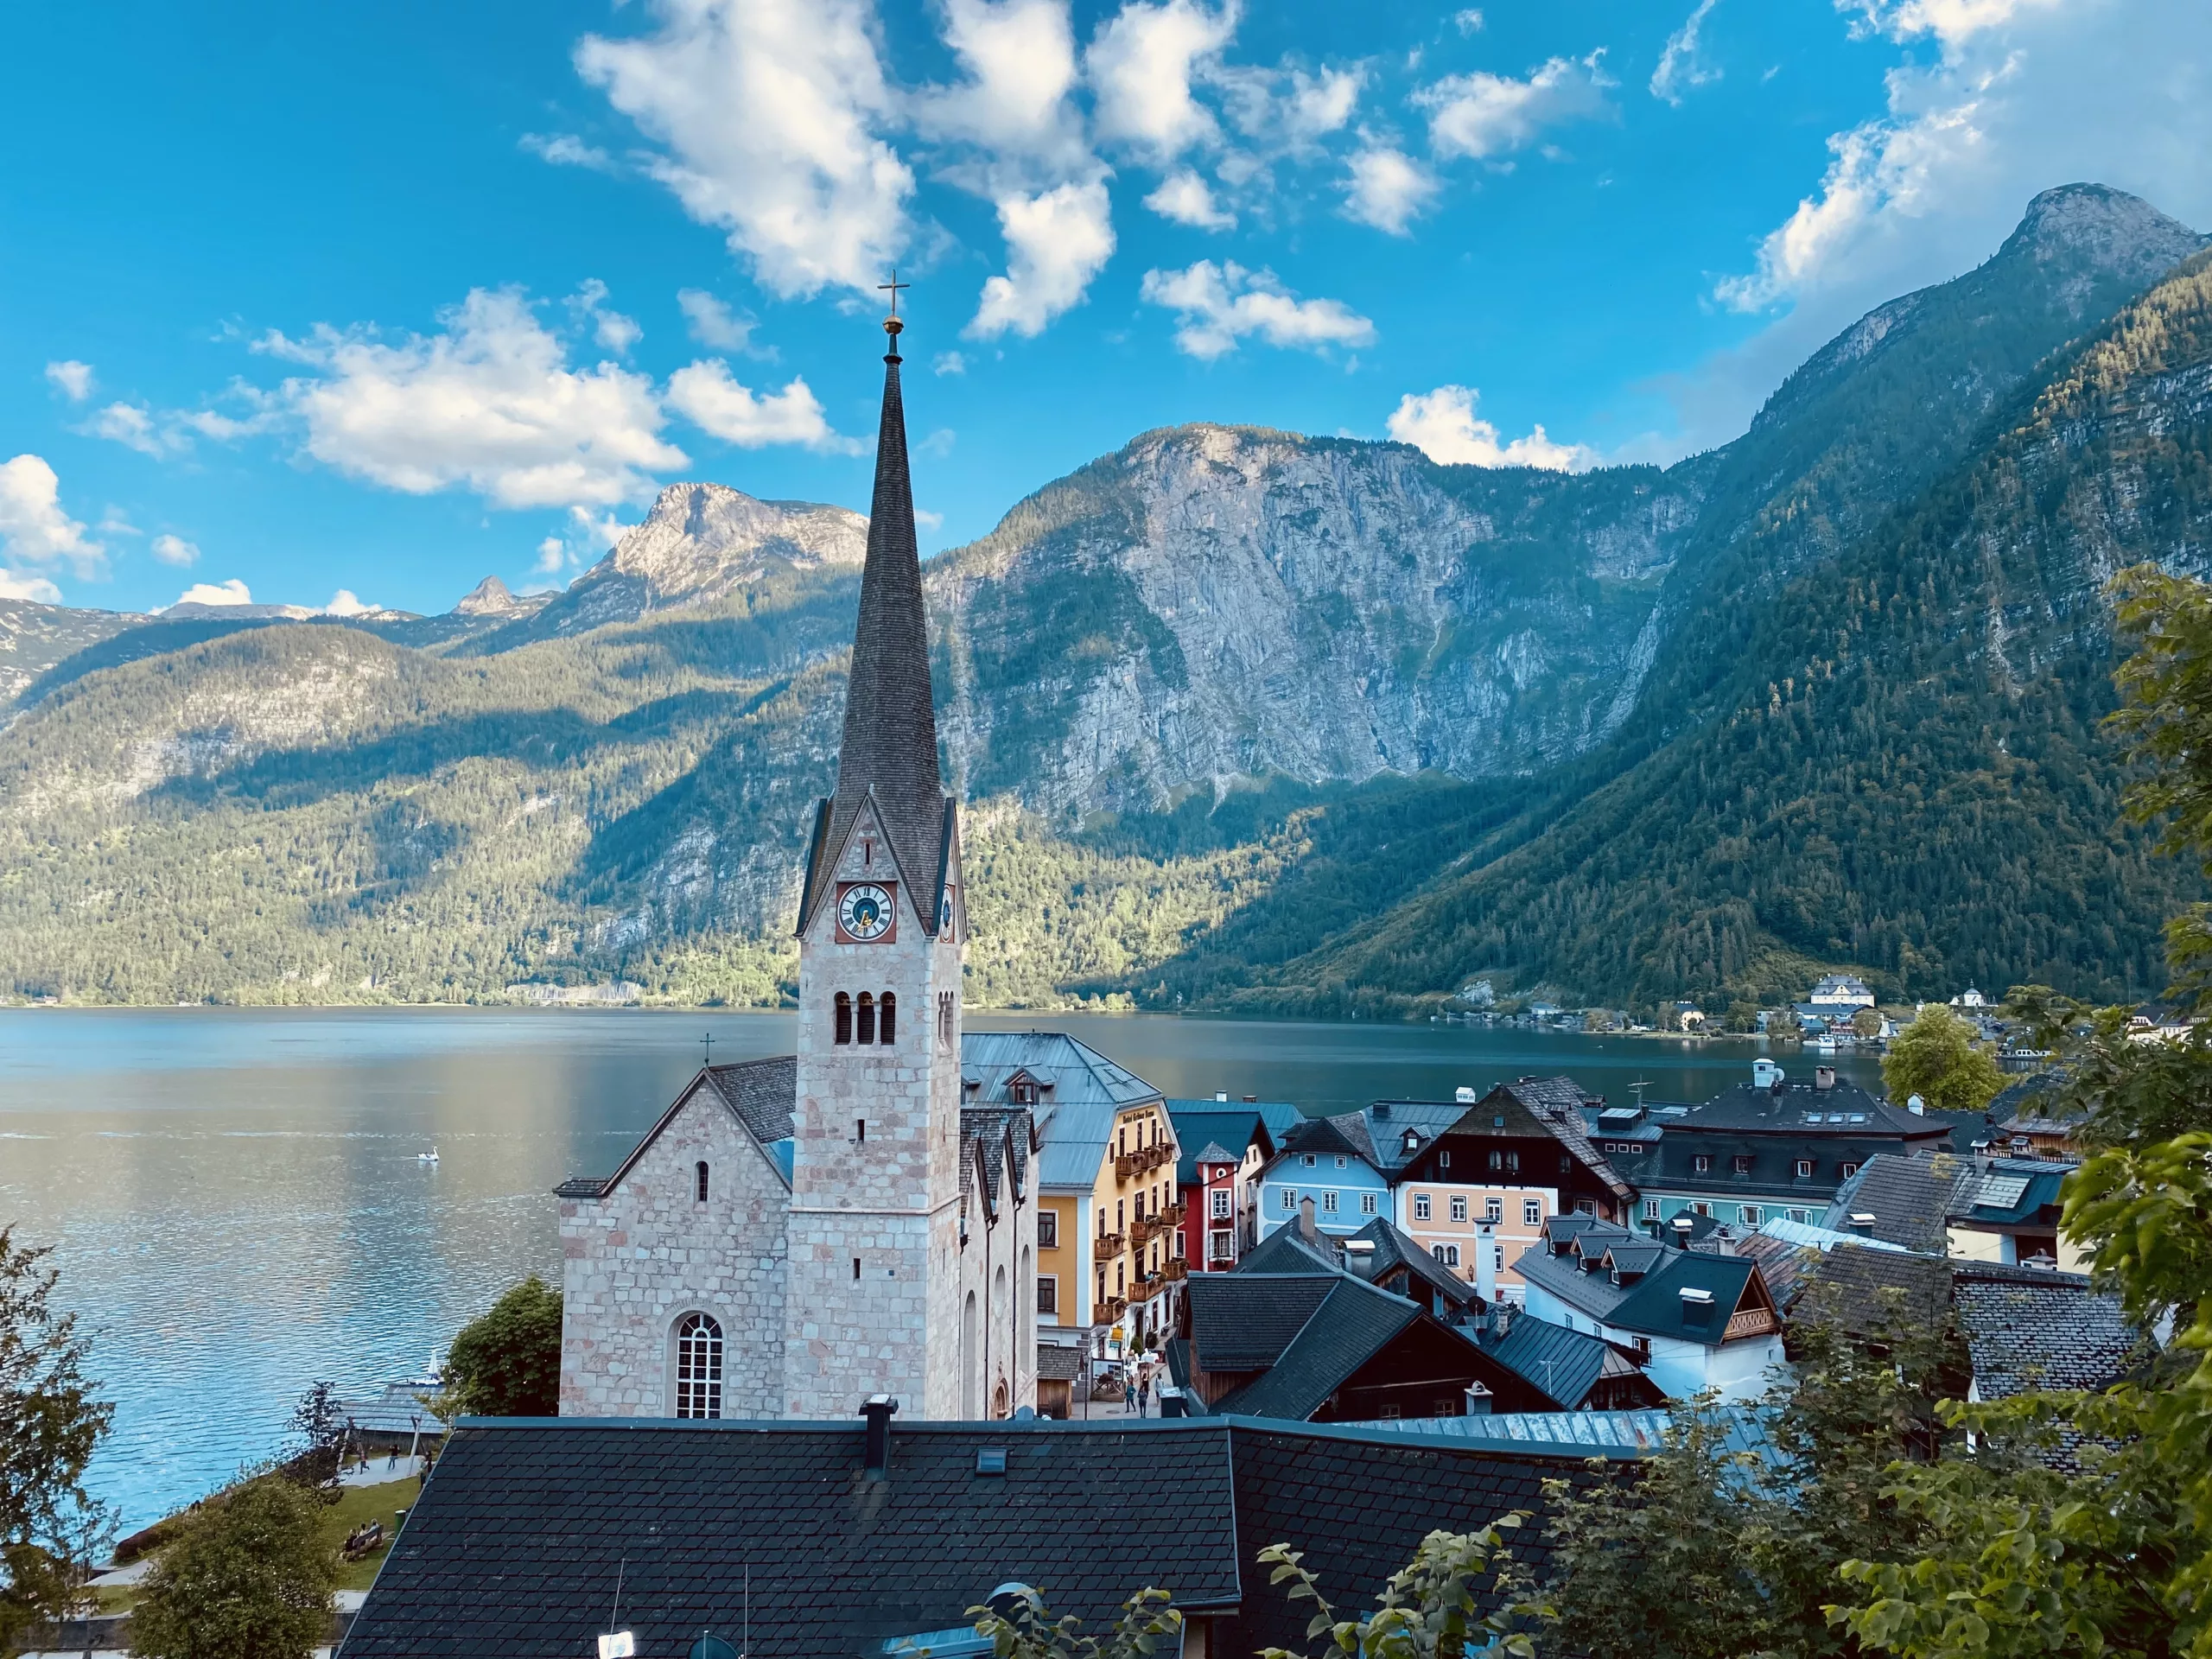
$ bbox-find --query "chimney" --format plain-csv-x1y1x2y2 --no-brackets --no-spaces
1215,1090,1229,1102
1374,1102,1391,1120
1815,1065,1836,1090
1751,1058,1783,1090
1298,1195,1319,1242
1907,1094,1926,1116
1849,1212,1876,1236
1473,1222,1497,1302
860,1394,898,1478
1463,1382,1493,1417
1243,1095,1256,1103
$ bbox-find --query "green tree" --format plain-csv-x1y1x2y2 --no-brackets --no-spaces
128,1478,336,1659
1880,1006,2004,1115
0,1228,115,1653
439,1277,562,1419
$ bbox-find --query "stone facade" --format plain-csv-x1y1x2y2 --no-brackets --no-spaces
557,1072,790,1418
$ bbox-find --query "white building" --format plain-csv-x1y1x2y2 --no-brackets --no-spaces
556,315,1036,1423
1807,975,1875,1010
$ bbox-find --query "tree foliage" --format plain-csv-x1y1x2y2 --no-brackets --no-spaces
128,1477,337,1659
0,1227,115,1651
440,1276,563,1419
1881,1006,2005,1115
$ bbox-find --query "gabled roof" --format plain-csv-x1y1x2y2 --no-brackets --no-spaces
1164,1105,1278,1184
556,1058,798,1199
970,1031,1163,1190
1946,1157,2074,1227
1821,1150,1968,1251
1681,1077,1936,1138
1323,1079,1629,1199
1214,1277,1427,1420
1237,1225,1343,1274
1186,1274,1341,1370
1514,1220,1769,1344
1953,1262,2143,1399
1477,1316,1650,1410
341,1415,1609,1659
1346,1218,1483,1311
958,1107,1033,1216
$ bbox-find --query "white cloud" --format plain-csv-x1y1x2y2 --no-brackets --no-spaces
1139,260,1376,359
1145,168,1236,229
1086,0,1238,162
1651,0,1722,105
1342,145,1438,234
969,180,1118,337
1714,0,2211,318
0,454,105,580
45,360,95,402
576,0,912,298
664,359,852,450
934,351,969,375
918,0,1090,183
0,571,62,603
86,401,191,459
1415,53,1614,161
265,287,686,510
521,132,620,173
567,279,641,354
535,505,632,576
913,507,945,531
1217,62,1363,150
1454,9,1484,32
321,589,376,616
677,289,754,352
1386,385,1596,471
167,578,252,609
150,533,200,568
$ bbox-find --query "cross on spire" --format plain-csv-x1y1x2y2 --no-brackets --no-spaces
878,269,909,340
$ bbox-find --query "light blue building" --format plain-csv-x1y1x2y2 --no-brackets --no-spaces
1255,1114,1393,1236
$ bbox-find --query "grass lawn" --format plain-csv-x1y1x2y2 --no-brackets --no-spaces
95,1473,423,1608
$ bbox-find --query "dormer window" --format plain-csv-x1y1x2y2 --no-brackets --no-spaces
1402,1130,1421,1152
1732,1155,1753,1174
1694,1154,1712,1173
1796,1159,1815,1179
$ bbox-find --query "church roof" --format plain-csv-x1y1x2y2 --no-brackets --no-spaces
798,328,952,937
339,1414,1607,1659
555,1057,798,1199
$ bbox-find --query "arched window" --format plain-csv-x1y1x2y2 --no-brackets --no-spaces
962,1290,980,1418
856,992,876,1046
696,1160,709,1204
675,1313,723,1420
938,992,953,1052
993,1379,1010,1419
834,992,852,1045
877,991,895,1045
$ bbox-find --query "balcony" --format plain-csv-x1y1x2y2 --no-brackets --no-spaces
1095,1230,1126,1257
1724,1307,1779,1341
1162,1259,1188,1282
1130,1215,1163,1249
1101,1295,1128,1320
1161,1200,1187,1226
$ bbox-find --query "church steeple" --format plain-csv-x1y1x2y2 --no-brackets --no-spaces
797,298,952,936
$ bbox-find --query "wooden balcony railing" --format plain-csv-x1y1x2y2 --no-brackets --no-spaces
1162,1259,1188,1282
1095,1230,1126,1257
1724,1307,1778,1341
1161,1200,1187,1226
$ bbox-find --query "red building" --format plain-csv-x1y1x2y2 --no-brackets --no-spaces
1166,1102,1286,1273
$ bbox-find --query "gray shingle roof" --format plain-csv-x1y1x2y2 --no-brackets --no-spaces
1953,1262,2142,1399
1791,1243,1955,1335
557,1058,799,1200
1237,1226,1341,1274
1821,1150,1967,1251
1513,1220,1766,1344
1346,1217,1483,1311
1187,1273,1340,1370
340,1417,1608,1659
1213,1279,1424,1420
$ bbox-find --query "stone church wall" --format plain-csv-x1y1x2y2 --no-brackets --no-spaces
560,1085,788,1419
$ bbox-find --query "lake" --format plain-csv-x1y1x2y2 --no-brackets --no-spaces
0,1007,1881,1528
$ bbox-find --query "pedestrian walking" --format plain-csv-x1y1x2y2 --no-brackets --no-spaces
1138,1375,1151,1414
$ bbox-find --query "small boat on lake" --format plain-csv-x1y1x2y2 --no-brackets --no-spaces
418,1147,439,1164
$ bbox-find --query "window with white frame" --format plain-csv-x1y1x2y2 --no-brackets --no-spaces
1211,1189,1231,1219
1277,1187,1294,1211
1360,1192,1377,1214
1739,1205,1762,1224
1484,1197,1503,1223
1334,1154,1347,1168
1301,1153,1317,1167
1038,1211,1058,1249
1643,1198,1660,1219
1322,1191,1338,1213
675,1313,723,1420
1450,1195,1468,1223
1796,1160,1815,1179
1525,1198,1543,1227
1209,1228,1234,1260
1414,1193,1432,1221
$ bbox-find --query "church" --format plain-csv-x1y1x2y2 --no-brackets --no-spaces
556,302,1039,1423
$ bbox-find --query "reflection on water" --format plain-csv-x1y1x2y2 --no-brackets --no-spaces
0,1007,1878,1527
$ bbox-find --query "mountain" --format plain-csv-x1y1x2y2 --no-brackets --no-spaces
0,185,2202,1011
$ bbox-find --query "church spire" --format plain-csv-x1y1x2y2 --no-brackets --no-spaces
797,293,950,935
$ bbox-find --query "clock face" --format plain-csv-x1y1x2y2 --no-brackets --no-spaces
839,882,893,942
939,889,955,937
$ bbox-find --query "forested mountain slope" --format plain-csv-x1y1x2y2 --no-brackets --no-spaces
1204,249,2212,1014
0,187,2202,1010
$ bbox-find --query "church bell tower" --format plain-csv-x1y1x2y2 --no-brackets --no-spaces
781,294,967,1421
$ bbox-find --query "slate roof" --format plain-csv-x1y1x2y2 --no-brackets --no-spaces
1514,1220,1767,1344
1791,1243,1955,1335
1347,1217,1484,1311
1682,1078,1936,1138
1952,1262,2142,1399
1164,1105,1278,1184
339,1417,1605,1659
1327,1078,1629,1198
1036,1344,1084,1382
1476,1316,1626,1409
1238,1225,1342,1274
1821,1150,1967,1251
957,1107,1035,1216
1186,1274,1340,1370
556,1058,799,1199
797,346,951,938
1214,1278,1426,1420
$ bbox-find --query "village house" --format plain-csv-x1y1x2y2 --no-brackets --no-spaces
1607,1059,1951,1232
1824,1148,2088,1270
963,1030,1166,1360
1255,1115,1394,1236
1512,1216,1786,1401
1164,1098,1285,1271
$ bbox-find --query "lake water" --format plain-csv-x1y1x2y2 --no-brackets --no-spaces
0,1007,1881,1529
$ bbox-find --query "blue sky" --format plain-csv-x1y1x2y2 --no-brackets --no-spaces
2,0,2205,617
